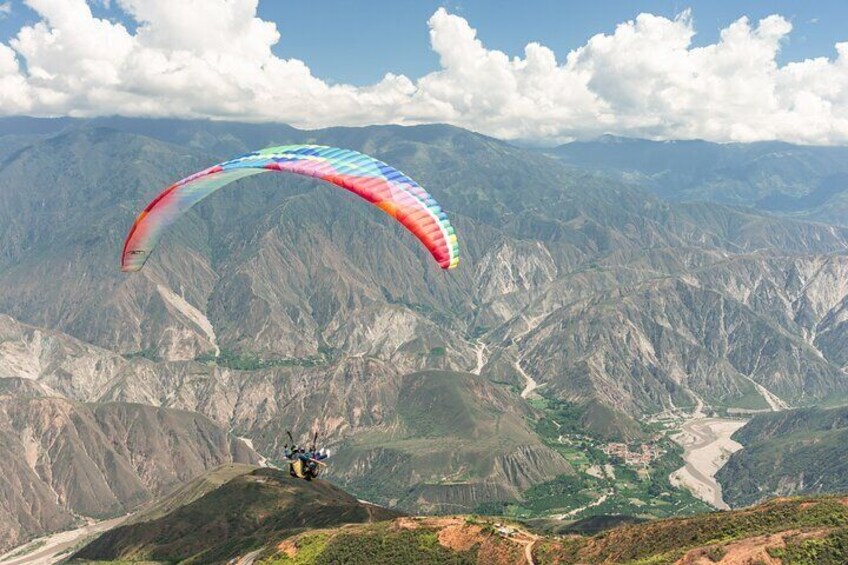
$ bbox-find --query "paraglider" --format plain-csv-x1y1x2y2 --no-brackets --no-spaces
121,145,459,272
285,430,328,481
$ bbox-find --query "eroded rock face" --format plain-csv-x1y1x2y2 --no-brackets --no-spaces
0,380,258,552
517,274,848,414
474,240,558,325
0,314,132,399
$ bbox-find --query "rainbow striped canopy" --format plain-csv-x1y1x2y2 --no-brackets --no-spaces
121,145,459,272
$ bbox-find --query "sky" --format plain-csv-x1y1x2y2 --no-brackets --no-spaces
0,0,847,145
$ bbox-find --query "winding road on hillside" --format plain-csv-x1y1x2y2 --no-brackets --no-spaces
235,549,263,565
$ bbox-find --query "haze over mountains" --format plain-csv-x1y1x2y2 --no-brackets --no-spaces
549,135,848,226
1,117,847,549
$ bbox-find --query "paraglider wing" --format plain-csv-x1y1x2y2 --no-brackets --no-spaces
121,145,459,272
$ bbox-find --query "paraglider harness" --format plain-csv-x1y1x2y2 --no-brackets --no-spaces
285,430,327,481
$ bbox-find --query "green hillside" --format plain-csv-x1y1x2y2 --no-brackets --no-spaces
534,495,848,564
717,406,848,507
326,370,574,514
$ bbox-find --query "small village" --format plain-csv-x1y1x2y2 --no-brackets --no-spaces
601,442,665,467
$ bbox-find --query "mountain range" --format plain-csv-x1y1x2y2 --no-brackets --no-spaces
548,134,848,226
0,117,847,547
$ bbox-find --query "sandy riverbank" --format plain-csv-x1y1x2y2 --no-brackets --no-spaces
669,418,746,510
0,515,127,565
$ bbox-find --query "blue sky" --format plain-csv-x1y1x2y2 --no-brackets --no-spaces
265,0,848,85
0,1,847,144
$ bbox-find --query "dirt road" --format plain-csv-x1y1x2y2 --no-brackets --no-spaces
235,548,264,565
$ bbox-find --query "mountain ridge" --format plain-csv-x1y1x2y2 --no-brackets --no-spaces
548,134,848,226
71,466,402,565
0,378,259,552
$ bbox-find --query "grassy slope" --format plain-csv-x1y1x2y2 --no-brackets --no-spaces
328,370,573,511
71,468,401,564
256,496,848,565
259,517,527,565
120,463,261,526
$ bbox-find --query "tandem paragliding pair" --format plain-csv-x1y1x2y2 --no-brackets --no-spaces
284,431,327,481
120,145,460,272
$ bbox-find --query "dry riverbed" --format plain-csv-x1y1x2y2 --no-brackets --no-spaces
0,515,127,565
669,417,747,510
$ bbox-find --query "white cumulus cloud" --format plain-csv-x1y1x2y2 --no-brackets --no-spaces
0,0,847,145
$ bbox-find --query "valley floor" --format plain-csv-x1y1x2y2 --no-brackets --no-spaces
0,515,127,565
669,417,746,509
